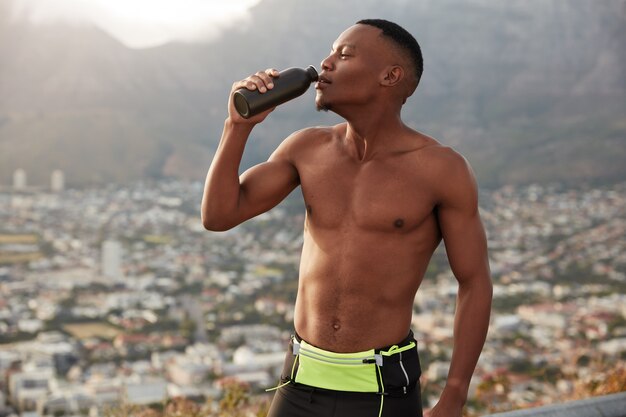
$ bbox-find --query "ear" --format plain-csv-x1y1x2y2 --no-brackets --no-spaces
380,65,404,87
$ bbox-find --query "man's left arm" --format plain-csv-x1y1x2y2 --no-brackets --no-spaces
429,151,493,416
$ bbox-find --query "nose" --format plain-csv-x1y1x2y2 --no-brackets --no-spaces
320,53,334,71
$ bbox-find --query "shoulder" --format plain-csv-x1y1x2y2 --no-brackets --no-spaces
273,123,346,158
413,139,478,207
402,130,469,174
422,143,470,174
288,123,346,142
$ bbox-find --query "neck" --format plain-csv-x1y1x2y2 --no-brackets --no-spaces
341,104,404,162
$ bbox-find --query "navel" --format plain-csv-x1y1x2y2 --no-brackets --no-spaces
332,320,341,331
394,218,405,228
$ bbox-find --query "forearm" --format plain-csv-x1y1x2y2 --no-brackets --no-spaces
443,274,492,405
201,118,254,230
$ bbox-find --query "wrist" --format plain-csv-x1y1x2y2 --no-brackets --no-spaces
441,380,468,407
224,117,255,136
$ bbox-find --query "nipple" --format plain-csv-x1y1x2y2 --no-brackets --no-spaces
394,219,404,228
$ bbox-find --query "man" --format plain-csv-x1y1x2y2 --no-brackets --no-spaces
202,19,492,417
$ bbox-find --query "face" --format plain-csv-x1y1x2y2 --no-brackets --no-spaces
316,24,392,112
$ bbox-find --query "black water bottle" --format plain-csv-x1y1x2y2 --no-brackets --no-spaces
233,66,319,119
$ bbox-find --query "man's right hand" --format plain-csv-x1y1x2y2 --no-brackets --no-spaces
228,68,280,124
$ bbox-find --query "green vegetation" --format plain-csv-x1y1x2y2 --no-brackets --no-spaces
104,382,270,417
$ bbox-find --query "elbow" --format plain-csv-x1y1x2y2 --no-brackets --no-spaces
201,197,244,231
202,221,222,232
202,220,231,232
458,272,493,300
201,200,230,231
482,275,494,308
202,215,232,232
477,273,493,300
201,210,238,232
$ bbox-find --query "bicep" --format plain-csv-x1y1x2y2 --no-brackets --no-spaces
239,159,299,214
437,159,490,284
236,140,300,222
439,206,490,283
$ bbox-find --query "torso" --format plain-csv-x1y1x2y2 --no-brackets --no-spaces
290,123,446,352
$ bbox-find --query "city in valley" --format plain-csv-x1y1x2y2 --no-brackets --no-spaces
0,176,625,416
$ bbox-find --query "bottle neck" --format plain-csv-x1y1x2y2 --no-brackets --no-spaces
306,66,319,82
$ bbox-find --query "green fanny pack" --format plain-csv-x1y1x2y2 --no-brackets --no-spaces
287,334,420,395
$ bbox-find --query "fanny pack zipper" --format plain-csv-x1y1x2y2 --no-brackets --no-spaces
294,342,380,365
293,339,415,367
398,351,410,393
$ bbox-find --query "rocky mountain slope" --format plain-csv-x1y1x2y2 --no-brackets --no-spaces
0,0,624,187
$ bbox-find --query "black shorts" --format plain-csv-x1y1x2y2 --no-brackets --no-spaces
267,332,423,417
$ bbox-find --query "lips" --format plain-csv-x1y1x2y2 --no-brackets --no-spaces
318,75,331,84
316,74,332,89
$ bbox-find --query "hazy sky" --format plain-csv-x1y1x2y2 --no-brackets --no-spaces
10,0,263,48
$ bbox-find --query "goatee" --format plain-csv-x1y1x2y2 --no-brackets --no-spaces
316,103,330,112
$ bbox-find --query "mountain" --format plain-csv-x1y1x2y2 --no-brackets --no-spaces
0,0,624,187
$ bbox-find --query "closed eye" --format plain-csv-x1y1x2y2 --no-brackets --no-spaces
329,44,355,59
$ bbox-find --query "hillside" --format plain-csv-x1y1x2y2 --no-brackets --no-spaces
0,0,624,187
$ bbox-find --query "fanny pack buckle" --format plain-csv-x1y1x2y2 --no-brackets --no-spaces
375,354,383,366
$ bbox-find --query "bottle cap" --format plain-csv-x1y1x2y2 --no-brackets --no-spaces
306,66,319,81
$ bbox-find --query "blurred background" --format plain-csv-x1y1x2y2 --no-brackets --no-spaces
0,1,624,416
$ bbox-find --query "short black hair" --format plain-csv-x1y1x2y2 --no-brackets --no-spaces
356,19,423,88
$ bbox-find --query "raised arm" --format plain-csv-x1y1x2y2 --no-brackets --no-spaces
428,151,493,417
201,69,301,231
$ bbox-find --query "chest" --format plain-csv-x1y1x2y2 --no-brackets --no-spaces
298,156,436,232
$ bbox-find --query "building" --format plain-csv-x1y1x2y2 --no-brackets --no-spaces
101,240,123,279
50,170,65,192
13,169,26,190
8,371,53,412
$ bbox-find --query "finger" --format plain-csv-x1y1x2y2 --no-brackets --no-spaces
241,74,270,93
232,79,256,92
265,68,280,79
232,75,265,93
232,69,279,93
254,70,277,92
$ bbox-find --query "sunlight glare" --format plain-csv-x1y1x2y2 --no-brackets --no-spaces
12,0,263,48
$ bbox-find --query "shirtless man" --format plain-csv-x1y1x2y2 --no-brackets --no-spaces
202,19,492,417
